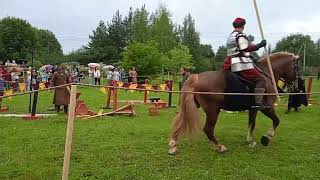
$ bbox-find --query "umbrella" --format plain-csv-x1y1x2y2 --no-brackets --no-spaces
103,65,115,69
88,63,100,68
39,64,53,73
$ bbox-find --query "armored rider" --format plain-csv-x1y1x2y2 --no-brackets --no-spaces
223,17,268,109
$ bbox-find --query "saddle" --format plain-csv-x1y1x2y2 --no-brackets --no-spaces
223,71,255,111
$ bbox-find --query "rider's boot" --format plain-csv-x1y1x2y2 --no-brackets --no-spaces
254,88,270,110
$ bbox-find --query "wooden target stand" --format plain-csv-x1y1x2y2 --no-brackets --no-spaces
83,80,135,119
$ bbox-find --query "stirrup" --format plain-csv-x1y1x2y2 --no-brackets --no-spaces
252,103,270,110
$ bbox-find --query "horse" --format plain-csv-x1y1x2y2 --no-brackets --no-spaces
168,52,300,155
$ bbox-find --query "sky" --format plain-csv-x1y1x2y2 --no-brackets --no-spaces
1,0,320,54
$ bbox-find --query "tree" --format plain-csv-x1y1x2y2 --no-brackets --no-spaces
165,44,192,73
181,14,202,72
64,47,92,65
274,33,318,67
0,17,37,60
131,5,150,43
150,5,176,53
87,21,117,64
215,45,227,67
123,7,134,44
121,41,164,75
35,29,63,64
316,39,320,49
198,44,216,70
108,10,127,61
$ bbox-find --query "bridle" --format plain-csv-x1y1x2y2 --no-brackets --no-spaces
279,58,301,92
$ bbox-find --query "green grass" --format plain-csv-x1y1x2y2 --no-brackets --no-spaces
0,80,320,179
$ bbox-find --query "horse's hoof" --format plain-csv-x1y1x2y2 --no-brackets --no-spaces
216,145,227,153
248,141,257,148
261,135,271,146
168,147,177,155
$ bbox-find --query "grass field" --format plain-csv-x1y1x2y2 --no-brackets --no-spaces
0,79,320,179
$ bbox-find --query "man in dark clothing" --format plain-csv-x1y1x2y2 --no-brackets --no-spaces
287,77,308,113
51,67,70,113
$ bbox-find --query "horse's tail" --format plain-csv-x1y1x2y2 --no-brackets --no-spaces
170,74,200,139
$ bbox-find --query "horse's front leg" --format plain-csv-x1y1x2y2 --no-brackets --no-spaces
260,107,280,146
247,109,257,148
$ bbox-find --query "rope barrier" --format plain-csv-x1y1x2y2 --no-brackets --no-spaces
75,83,320,96
0,82,318,99
0,83,73,99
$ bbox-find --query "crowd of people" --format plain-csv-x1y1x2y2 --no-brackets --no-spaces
0,61,139,92
0,60,140,114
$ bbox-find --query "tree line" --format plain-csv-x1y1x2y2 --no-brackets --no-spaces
1,6,320,74
66,5,216,75
0,16,63,67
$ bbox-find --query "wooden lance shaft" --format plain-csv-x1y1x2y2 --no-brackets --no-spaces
252,0,278,98
62,85,77,180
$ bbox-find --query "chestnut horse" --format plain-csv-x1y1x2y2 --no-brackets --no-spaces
169,52,300,154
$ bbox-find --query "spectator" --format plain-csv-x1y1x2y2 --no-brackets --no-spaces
0,73,5,95
5,60,11,66
78,70,85,84
119,68,126,82
26,67,32,91
10,68,20,91
88,67,94,85
113,68,121,82
11,60,17,66
93,67,101,85
129,67,137,84
51,67,70,113
287,77,308,113
107,68,114,84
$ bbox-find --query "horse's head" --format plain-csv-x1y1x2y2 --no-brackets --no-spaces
261,52,301,82
283,54,300,81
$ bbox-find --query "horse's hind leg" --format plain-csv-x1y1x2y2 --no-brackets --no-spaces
247,109,257,148
203,106,227,153
260,107,280,146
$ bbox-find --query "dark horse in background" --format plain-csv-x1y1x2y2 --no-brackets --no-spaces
169,52,300,154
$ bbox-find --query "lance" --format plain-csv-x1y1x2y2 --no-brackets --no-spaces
252,0,279,100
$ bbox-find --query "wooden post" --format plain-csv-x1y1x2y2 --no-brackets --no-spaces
62,85,77,180
252,0,278,98
113,81,118,111
106,81,112,109
144,88,148,104
307,77,313,100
